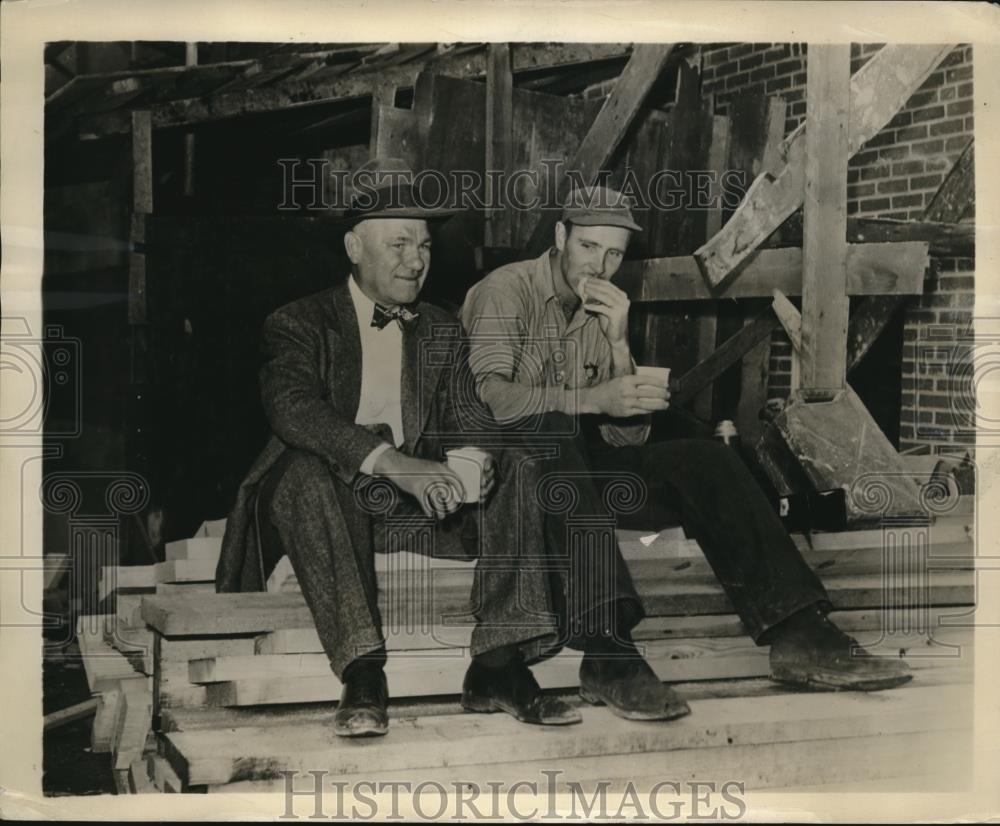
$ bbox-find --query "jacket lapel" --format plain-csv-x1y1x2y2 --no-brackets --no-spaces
327,281,363,421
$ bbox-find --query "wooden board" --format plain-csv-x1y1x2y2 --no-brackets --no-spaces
165,536,222,562
165,682,971,786
154,558,217,583
525,44,677,254
800,44,851,392
695,45,954,289
619,241,929,302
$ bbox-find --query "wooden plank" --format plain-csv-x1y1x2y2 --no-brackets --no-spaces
128,759,156,794
44,698,100,731
924,138,974,223
165,536,222,562
113,682,154,772
165,658,973,739
620,241,929,302
370,105,419,167
694,45,954,289
90,688,121,753
166,682,970,786
80,44,635,137
525,44,676,255
777,216,974,257
672,308,780,405
195,518,227,537
146,753,183,793
142,566,973,638
484,43,513,247
800,43,851,392
153,558,216,583
216,715,972,793
847,295,904,370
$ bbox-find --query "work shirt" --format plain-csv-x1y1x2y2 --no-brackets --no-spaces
348,275,404,473
459,248,650,447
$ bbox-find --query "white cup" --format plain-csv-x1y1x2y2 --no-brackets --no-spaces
445,447,490,503
575,276,591,302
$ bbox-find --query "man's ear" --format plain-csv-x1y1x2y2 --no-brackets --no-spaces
344,229,363,264
554,221,568,252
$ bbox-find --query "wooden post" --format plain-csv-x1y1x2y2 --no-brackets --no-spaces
485,44,513,248
800,44,851,394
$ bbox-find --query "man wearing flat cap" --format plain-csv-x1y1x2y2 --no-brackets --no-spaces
460,185,912,716
215,161,679,737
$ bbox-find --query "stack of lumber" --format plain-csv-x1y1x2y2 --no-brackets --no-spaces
134,504,975,793
76,518,228,793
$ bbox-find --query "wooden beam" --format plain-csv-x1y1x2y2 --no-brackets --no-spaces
800,43,851,392
485,44,513,247
695,44,954,289
672,309,781,404
925,137,975,223
620,241,929,302
775,216,974,257
79,43,634,138
525,44,677,254
43,698,100,731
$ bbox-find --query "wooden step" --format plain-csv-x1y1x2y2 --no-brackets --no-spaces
255,605,967,654
160,661,973,735
211,727,971,795
194,628,971,707
141,569,975,637
164,682,972,786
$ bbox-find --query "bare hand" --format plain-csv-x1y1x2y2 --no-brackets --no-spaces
582,278,630,347
586,374,670,418
372,451,465,519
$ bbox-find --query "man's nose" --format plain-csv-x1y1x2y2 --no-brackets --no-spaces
404,249,425,271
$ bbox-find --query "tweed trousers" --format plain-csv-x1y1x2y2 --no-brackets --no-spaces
256,445,645,678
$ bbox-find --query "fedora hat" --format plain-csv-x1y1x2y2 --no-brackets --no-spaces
342,157,461,226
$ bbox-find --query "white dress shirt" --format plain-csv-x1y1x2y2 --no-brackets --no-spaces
348,276,404,474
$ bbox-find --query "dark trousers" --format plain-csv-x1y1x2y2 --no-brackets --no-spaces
533,413,830,643
254,445,643,677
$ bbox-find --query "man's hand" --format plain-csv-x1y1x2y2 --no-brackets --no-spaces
582,374,671,418
371,450,465,519
582,278,630,347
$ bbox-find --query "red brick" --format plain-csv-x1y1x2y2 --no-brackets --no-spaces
947,99,973,117
860,164,890,181
859,197,891,212
910,173,944,190
878,145,909,161
939,276,975,291
792,72,807,86
877,179,908,195
847,200,859,215
908,90,939,109
929,119,965,137
852,148,879,167
739,53,764,71
892,194,924,209
864,130,897,148
946,66,972,82
911,139,945,157
892,160,925,176
939,85,957,102
911,104,945,124
945,135,973,152
726,72,750,89
729,44,754,59
964,115,975,131
957,82,973,99
776,58,800,76
764,45,791,62
849,183,876,198
750,65,775,82
706,48,732,67
766,76,792,93
897,125,929,142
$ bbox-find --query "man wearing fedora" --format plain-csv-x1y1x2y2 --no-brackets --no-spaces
215,161,677,737
459,185,912,710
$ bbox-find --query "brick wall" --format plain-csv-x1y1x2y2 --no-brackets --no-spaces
700,43,975,456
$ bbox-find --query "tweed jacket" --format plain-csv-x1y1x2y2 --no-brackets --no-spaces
215,279,493,592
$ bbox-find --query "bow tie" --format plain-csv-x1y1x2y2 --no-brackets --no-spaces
371,303,419,330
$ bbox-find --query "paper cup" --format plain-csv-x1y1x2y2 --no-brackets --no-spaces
446,447,490,503
636,366,670,384
575,276,591,302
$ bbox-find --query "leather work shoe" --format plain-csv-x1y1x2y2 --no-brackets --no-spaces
462,658,582,725
769,606,913,691
578,651,691,721
333,663,389,737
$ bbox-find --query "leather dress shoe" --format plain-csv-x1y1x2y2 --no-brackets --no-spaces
333,663,389,737
769,606,913,691
579,651,691,721
462,658,582,725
